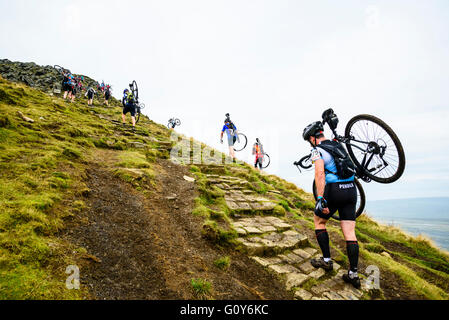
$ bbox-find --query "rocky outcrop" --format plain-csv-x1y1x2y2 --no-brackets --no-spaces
0,59,99,95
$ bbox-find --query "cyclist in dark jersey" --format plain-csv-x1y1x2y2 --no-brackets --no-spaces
122,89,136,131
62,71,72,100
85,87,96,106
303,121,360,288
104,85,111,106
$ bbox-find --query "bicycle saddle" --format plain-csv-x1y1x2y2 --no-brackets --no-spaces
322,108,339,130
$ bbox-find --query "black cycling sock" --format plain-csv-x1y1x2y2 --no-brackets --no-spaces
315,229,331,259
346,241,359,273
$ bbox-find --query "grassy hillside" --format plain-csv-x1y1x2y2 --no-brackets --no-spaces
0,75,448,300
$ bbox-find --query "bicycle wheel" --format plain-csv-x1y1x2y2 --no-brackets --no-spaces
299,155,313,170
345,114,405,184
131,80,139,102
233,133,247,152
135,106,141,124
312,179,365,220
54,65,64,74
261,153,271,169
175,118,181,126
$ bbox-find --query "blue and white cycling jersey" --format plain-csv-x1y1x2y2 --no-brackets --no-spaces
310,145,354,184
222,123,237,140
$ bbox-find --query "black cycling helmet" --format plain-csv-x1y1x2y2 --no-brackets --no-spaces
303,121,324,141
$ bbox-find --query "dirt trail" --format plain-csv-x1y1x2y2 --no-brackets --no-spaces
63,150,292,300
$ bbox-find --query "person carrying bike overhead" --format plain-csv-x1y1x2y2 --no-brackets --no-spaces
302,121,361,288
252,138,264,170
220,115,238,159
122,87,137,131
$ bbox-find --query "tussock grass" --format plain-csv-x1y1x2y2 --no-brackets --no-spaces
214,256,231,271
190,278,212,298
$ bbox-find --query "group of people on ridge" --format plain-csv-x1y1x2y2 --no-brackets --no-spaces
60,67,362,286
60,69,111,107
62,70,83,103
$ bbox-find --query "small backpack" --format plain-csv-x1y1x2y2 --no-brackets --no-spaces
318,140,356,179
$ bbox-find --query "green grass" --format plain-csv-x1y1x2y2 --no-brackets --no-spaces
190,278,212,298
214,256,231,271
2,75,449,300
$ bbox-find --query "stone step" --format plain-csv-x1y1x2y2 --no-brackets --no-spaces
231,216,293,236
237,230,308,256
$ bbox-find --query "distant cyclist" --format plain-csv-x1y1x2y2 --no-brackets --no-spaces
62,70,72,100
104,85,111,106
69,75,77,102
220,114,238,159
85,86,96,106
252,138,264,170
302,121,360,288
122,88,136,131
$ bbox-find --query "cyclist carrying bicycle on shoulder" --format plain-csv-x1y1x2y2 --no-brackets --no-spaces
252,138,264,170
62,70,72,100
104,85,111,106
220,113,238,159
122,86,137,131
85,86,96,106
302,121,360,288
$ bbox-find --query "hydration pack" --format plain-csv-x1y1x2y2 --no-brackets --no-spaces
318,140,356,179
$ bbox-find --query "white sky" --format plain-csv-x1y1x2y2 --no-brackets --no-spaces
1,0,448,200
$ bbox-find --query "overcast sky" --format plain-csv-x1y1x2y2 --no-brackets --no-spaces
1,0,448,200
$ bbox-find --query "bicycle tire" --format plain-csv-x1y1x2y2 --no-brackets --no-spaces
345,114,405,184
131,80,139,102
312,179,365,220
54,65,64,74
261,153,271,169
298,154,313,169
135,106,141,124
233,133,248,152
175,118,181,126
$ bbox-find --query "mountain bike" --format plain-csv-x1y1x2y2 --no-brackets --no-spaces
167,118,181,129
261,153,271,169
232,132,248,152
54,65,71,75
293,108,405,220
254,139,271,169
129,80,145,124
135,103,145,124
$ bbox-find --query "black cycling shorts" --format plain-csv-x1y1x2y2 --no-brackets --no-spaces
87,92,94,99
315,181,357,221
63,82,71,92
105,91,110,100
255,157,262,169
123,105,136,117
